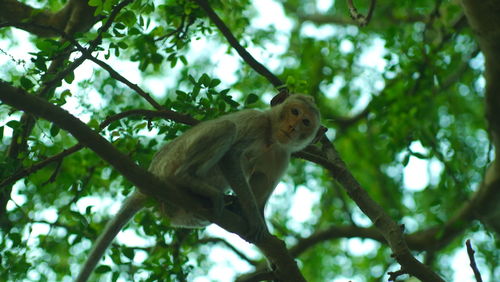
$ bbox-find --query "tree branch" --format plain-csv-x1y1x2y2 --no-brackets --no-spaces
347,0,377,27
295,139,445,281
460,0,500,236
460,0,500,146
193,0,285,90
199,237,258,266
465,239,483,282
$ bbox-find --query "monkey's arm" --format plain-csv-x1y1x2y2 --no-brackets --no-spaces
249,171,274,216
75,192,147,282
219,148,268,243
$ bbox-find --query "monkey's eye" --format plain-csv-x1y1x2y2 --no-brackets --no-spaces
302,119,310,126
291,108,299,116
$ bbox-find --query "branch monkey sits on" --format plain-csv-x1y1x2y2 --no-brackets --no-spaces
76,94,321,282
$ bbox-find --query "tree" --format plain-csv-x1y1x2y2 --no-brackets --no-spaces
0,0,498,281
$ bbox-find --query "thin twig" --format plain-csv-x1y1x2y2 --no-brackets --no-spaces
85,56,164,109
347,0,376,27
199,237,258,266
466,239,483,282
194,0,286,90
388,268,407,281
89,0,133,50
0,145,83,189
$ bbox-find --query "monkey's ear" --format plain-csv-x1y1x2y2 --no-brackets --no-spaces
312,126,328,144
270,89,290,106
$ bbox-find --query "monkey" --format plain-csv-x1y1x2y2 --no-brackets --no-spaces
75,94,321,282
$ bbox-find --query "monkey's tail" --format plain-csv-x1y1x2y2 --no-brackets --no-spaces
75,192,147,282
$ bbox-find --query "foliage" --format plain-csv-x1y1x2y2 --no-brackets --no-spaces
0,0,498,281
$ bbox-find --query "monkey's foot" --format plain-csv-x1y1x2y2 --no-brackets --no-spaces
245,219,269,243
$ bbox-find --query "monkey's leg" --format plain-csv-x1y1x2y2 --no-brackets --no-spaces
171,120,237,220
170,175,225,221
248,171,273,218
220,150,268,243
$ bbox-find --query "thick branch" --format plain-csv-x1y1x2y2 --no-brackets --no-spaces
460,0,500,235
461,0,500,146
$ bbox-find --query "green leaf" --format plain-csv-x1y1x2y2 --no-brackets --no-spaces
64,71,75,84
199,73,210,87
88,0,105,15
245,93,259,105
188,74,196,84
6,120,21,130
103,0,116,12
117,41,128,49
179,55,188,65
61,89,72,100
192,85,201,98
49,124,60,137
33,56,47,71
143,3,155,14
0,126,3,141
88,119,100,130
95,265,112,274
170,56,178,68
151,53,163,64
88,0,102,7
35,40,56,53
85,205,94,215
219,88,230,96
129,27,140,35
402,154,410,166
221,94,239,108
123,247,135,260
209,78,221,88
114,23,126,30
119,10,137,27
411,152,427,159
20,77,34,89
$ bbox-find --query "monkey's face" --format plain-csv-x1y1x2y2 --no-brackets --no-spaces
275,98,320,151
